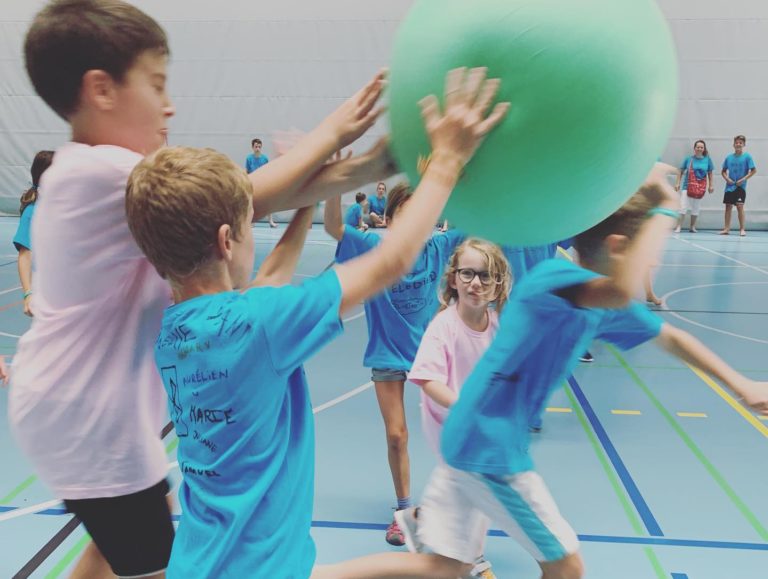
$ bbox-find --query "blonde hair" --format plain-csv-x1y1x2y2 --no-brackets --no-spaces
439,238,511,315
126,146,252,282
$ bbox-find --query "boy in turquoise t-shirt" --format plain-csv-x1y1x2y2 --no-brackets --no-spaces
720,134,757,236
127,67,510,578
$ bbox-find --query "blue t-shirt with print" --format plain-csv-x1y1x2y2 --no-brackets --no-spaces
345,203,363,227
442,259,663,475
722,153,756,192
336,226,463,370
245,153,269,174
156,271,343,579
13,203,35,251
680,155,715,190
502,243,558,282
369,195,387,216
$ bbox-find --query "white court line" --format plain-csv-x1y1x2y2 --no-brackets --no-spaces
661,282,768,345
676,237,768,276
0,331,21,339
0,499,61,523
0,285,21,296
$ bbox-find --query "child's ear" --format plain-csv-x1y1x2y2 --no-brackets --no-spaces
604,233,630,259
81,70,118,112
217,224,234,260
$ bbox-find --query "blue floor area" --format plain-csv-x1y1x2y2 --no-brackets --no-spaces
1,219,768,578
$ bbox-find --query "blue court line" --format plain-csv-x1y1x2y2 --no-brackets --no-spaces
3,507,766,552
671,574,689,579
567,375,664,537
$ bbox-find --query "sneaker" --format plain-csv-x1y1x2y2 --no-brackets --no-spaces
385,515,406,547
579,351,594,363
393,507,422,552
471,556,497,579
673,226,681,233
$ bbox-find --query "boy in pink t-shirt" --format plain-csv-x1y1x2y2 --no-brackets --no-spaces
409,238,511,579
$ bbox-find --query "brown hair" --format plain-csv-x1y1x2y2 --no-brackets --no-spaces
439,238,511,315
384,182,413,221
19,150,55,214
693,139,709,157
24,0,169,120
126,147,251,282
734,135,746,144
574,184,666,261
355,192,367,203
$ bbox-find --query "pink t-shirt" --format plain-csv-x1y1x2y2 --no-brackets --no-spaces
409,304,499,457
8,143,172,500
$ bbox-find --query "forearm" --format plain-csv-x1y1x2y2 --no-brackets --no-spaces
657,325,744,392
324,195,344,240
422,380,457,409
17,249,32,292
251,206,315,287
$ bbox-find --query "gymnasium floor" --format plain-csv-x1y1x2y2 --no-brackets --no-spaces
1,217,767,578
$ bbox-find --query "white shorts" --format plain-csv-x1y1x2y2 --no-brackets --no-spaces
418,465,579,564
679,191,702,216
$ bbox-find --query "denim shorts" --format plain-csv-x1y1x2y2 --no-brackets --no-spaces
372,367,408,382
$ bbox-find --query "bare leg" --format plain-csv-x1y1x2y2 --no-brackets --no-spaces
689,214,698,232
737,204,746,234
69,541,115,579
644,272,661,305
539,552,585,579
720,204,733,234
674,214,683,233
269,213,277,228
374,380,410,502
312,552,472,579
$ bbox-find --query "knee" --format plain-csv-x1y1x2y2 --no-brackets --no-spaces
425,555,471,578
385,427,408,452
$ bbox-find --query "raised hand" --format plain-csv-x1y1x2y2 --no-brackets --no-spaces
320,70,386,149
419,67,510,168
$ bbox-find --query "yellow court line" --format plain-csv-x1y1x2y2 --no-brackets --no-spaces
687,364,768,439
759,416,768,421
546,407,572,413
676,412,708,418
611,409,642,415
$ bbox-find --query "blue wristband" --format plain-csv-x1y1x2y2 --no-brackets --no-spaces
647,207,678,220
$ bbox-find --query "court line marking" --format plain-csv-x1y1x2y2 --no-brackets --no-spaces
545,407,572,413
611,410,642,415
661,282,768,345
676,236,768,275
676,412,707,418
0,285,21,296
608,345,768,542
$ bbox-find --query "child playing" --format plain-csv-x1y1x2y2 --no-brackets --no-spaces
396,165,768,579
674,139,714,233
245,137,275,227
369,181,388,227
408,238,511,579
8,0,401,576
13,150,54,317
126,67,509,578
720,134,757,236
346,191,370,230
325,182,464,546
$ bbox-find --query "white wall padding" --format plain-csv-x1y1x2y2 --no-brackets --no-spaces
0,0,765,230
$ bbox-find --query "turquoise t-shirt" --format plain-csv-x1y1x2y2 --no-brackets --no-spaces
157,271,343,578
369,195,387,216
336,226,463,370
722,153,756,192
442,259,663,475
679,155,714,190
344,203,363,227
13,203,35,251
245,153,269,174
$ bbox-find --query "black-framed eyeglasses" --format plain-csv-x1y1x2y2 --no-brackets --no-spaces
456,268,501,286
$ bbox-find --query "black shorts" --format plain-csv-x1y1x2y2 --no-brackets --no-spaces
63,479,174,578
723,187,746,205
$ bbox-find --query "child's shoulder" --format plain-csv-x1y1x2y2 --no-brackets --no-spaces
54,143,143,181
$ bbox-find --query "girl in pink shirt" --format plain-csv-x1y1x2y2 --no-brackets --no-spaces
409,238,511,579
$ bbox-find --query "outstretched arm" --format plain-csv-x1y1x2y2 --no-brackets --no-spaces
324,195,345,241
656,324,768,414
250,206,316,288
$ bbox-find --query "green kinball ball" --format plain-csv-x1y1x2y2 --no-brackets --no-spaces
388,0,678,246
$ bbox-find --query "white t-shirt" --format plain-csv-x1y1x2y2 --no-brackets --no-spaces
9,143,172,500
409,304,499,457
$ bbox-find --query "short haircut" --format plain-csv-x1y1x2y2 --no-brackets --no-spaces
734,135,746,144
126,147,252,283
574,184,666,261
24,0,169,120
384,182,413,221
355,192,367,203
251,138,263,147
